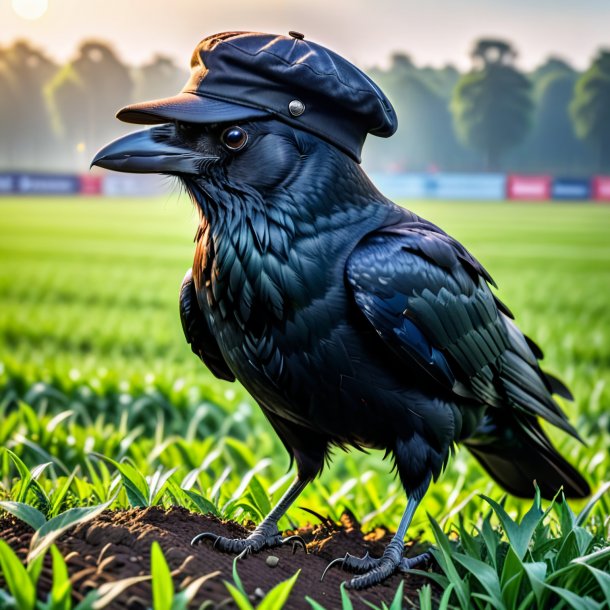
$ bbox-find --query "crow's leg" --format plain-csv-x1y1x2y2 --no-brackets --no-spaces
191,477,308,555
322,490,430,589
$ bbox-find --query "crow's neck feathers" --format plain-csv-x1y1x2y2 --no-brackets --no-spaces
185,148,390,329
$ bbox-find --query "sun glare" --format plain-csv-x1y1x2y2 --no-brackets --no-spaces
12,0,48,20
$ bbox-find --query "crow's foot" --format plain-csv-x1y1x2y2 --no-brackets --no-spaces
322,539,430,589
191,523,306,556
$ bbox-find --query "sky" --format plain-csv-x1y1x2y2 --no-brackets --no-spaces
1,0,609,72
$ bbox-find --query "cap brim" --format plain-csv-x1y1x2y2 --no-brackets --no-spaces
116,92,270,125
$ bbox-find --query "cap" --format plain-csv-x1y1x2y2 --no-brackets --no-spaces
117,31,397,162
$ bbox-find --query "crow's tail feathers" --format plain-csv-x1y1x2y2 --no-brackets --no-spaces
464,413,590,500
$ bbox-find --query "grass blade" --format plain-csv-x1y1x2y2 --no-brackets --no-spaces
0,539,36,610
0,501,47,530
151,541,173,610
50,545,72,610
28,494,116,563
257,569,300,610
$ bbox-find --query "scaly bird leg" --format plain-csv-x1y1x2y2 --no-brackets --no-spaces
322,494,430,589
191,477,308,555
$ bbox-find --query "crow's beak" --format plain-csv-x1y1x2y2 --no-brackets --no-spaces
91,126,217,174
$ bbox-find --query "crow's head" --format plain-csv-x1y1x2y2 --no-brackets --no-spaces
92,31,397,205
92,117,326,196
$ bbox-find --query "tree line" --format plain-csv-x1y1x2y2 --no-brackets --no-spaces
1,38,609,174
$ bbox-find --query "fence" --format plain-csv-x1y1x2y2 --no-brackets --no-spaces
1,172,610,201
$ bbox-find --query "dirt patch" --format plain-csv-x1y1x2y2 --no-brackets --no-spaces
0,507,438,609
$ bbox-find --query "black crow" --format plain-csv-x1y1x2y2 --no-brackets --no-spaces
92,31,589,589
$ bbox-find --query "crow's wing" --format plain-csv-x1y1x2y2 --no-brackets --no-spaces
346,220,577,438
179,268,235,382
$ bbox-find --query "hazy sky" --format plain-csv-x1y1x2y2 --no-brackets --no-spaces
2,0,609,71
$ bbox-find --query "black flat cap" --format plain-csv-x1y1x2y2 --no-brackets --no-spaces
117,31,397,162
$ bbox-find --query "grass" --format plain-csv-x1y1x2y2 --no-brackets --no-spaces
0,195,609,608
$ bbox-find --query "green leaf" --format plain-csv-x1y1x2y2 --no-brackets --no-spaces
257,569,300,610
436,582,456,610
417,584,433,610
0,539,36,610
224,582,255,610
0,501,47,530
427,516,470,609
231,556,247,596
521,560,547,605
170,570,221,610
577,564,610,603
149,467,178,506
305,598,328,610
452,552,504,610
92,454,149,508
248,475,272,517
183,489,219,517
543,584,603,610
479,518,501,570
4,449,48,506
388,580,405,610
49,469,79,517
481,489,545,560
499,547,524,609
50,545,72,610
556,528,594,568
151,541,174,610
27,551,45,585
28,495,116,563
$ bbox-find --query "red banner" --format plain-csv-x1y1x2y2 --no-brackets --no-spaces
592,176,610,202
79,175,102,195
507,175,552,200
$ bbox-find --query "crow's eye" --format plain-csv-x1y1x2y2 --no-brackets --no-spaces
221,126,248,151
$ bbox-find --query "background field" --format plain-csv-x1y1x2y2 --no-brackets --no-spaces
1,195,609,537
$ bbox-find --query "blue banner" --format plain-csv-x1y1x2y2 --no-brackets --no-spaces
15,173,80,195
552,178,591,200
425,174,506,200
0,174,16,193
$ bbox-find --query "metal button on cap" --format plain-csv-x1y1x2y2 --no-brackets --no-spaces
288,99,305,116
288,31,305,40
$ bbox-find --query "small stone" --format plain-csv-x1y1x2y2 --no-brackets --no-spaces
266,555,279,567
254,587,265,598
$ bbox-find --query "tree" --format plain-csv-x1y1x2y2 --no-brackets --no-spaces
525,59,592,173
132,54,188,103
364,54,464,172
451,39,533,170
571,50,610,172
0,41,58,170
46,41,133,170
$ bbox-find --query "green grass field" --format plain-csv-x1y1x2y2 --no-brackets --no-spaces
1,196,609,608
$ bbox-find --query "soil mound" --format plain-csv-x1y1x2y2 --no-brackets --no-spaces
0,507,436,609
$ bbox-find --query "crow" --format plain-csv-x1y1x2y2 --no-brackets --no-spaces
92,31,589,589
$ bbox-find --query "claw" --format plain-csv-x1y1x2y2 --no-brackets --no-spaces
281,535,307,554
236,546,251,560
321,555,346,581
399,551,431,572
191,532,220,547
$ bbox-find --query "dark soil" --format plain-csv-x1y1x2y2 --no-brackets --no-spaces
0,507,438,609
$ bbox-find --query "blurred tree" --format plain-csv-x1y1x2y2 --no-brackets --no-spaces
132,54,188,102
0,51,18,167
525,59,592,173
46,40,133,170
571,50,610,171
0,41,58,170
364,54,464,172
451,39,533,170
